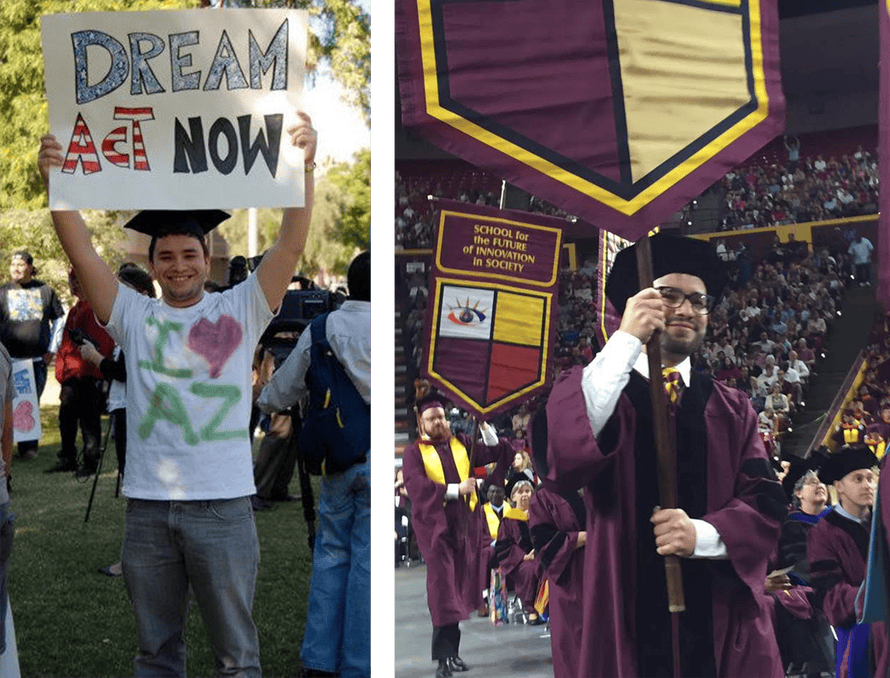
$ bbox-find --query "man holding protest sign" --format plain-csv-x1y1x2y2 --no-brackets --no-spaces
37,109,316,676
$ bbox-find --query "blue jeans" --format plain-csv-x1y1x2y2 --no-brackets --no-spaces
0,502,13,655
301,459,370,677
121,497,261,677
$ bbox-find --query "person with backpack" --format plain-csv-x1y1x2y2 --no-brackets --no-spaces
257,251,370,678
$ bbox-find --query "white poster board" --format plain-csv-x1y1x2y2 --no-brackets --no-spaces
10,361,41,444
41,9,308,210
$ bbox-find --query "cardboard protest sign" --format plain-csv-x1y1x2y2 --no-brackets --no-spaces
11,360,41,444
41,9,307,210
423,200,563,416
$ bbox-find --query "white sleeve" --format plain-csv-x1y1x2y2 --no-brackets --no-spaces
581,331,642,437
480,423,498,446
48,313,66,354
690,519,728,559
257,330,311,413
445,484,460,501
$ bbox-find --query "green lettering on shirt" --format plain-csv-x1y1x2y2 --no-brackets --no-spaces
190,382,244,442
138,318,193,378
139,383,200,446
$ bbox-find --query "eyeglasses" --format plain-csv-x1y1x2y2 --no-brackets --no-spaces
656,286,714,315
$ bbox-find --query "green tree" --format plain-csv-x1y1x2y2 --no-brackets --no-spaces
246,0,370,125
325,147,370,250
217,148,369,284
0,209,128,305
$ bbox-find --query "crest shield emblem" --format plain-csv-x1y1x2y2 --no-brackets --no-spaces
422,201,563,416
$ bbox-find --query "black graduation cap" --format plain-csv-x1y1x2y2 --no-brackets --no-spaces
605,232,728,316
505,470,534,499
818,444,879,485
782,454,821,502
123,210,230,240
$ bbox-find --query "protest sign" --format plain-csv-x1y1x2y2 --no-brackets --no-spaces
423,200,564,417
11,360,41,444
41,9,307,210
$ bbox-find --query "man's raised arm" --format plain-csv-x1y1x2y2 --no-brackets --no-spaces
255,111,317,312
38,135,118,324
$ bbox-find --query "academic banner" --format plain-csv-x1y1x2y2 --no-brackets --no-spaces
423,200,563,416
11,360,41,444
41,9,307,210
396,0,784,241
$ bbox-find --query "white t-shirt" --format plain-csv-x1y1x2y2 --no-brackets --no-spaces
104,276,273,500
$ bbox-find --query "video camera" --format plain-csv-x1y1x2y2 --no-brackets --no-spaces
259,276,345,363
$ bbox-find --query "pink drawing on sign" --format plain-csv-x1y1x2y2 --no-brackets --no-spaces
187,315,243,378
13,401,35,432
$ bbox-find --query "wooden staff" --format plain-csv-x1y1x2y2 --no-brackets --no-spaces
635,236,685,678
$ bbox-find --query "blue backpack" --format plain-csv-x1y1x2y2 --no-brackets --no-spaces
298,313,370,474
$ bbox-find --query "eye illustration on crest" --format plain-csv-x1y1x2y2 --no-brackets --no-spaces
446,297,488,327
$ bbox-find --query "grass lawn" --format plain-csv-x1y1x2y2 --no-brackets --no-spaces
8,404,313,677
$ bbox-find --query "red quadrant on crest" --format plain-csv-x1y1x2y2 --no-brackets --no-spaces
487,343,542,405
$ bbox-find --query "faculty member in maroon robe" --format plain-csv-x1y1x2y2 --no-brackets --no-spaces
402,390,513,678
543,233,786,678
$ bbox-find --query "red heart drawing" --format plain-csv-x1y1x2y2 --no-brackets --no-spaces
13,401,35,432
187,315,243,378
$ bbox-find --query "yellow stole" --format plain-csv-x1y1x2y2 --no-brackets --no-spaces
418,437,477,511
483,503,501,539
843,425,861,444
503,506,529,522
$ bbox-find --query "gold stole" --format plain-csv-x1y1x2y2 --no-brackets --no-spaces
502,506,529,522
483,503,501,539
418,437,477,511
843,425,860,444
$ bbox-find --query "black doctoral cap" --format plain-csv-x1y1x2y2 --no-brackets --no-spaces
505,471,534,499
124,210,231,259
782,454,821,502
818,444,879,485
605,232,727,315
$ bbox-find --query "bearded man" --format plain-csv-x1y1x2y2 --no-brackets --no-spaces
401,391,512,678
542,233,786,677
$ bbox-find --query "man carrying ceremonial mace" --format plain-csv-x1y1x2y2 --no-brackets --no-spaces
541,232,786,678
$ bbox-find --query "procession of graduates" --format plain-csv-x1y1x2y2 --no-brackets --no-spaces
399,232,890,678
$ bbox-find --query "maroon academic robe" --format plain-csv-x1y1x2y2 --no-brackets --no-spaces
807,508,888,678
528,487,585,678
494,509,540,611
544,366,785,678
402,432,512,627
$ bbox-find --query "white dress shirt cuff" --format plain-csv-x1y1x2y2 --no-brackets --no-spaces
690,519,728,559
445,484,460,501
480,424,498,447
